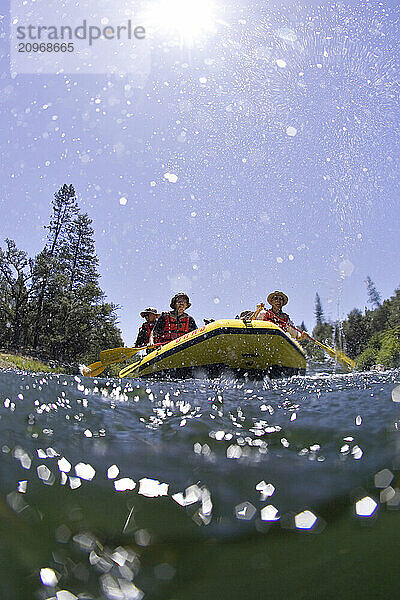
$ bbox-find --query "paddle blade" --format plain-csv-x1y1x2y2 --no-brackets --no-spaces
335,350,356,371
323,346,355,371
81,361,107,377
307,336,355,371
100,347,139,363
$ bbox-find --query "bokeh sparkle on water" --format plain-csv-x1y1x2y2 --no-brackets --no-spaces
0,367,400,598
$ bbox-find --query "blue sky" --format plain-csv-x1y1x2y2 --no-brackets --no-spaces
1,0,399,344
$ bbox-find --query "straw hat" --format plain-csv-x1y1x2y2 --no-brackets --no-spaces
267,291,288,306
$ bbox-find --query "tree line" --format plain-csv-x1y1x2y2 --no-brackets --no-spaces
302,280,400,369
0,184,123,365
2,189,398,371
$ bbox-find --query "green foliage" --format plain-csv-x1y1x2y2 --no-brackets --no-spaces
386,289,400,326
356,327,400,370
341,308,370,358
0,239,33,349
299,308,334,362
301,338,325,362
306,286,400,369
313,322,333,342
356,348,377,370
0,184,123,367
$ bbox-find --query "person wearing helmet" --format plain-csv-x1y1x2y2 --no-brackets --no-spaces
153,293,197,343
135,307,160,347
255,291,307,341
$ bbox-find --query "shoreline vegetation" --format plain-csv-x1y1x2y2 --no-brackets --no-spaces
0,351,64,374
1,183,399,375
301,286,400,370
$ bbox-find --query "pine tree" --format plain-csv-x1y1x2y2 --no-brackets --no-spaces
365,276,381,309
66,213,99,292
47,207,122,362
55,212,102,360
314,293,324,326
387,288,400,328
32,184,78,349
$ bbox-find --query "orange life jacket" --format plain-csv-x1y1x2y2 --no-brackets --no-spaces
157,312,190,342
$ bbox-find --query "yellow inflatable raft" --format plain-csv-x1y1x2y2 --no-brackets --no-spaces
119,319,306,379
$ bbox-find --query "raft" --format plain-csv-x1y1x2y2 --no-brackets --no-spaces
119,319,306,379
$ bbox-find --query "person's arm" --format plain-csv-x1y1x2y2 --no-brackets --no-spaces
251,303,265,319
287,320,308,341
135,325,147,347
188,316,197,331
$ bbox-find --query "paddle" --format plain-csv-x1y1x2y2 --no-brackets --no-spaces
82,344,164,378
100,346,146,363
81,360,112,378
251,303,355,371
251,303,265,320
302,335,355,370
119,360,142,379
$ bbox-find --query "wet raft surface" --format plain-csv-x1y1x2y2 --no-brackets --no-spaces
1,368,400,599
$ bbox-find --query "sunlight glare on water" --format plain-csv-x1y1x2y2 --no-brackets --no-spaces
0,366,399,597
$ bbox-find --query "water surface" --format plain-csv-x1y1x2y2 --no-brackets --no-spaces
1,367,399,599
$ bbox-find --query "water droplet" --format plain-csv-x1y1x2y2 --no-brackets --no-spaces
374,469,394,488
286,126,297,137
40,567,58,587
295,510,317,529
235,501,257,520
392,385,400,403
339,258,354,278
114,478,136,492
260,505,280,521
355,496,377,517
164,172,178,183
107,465,119,479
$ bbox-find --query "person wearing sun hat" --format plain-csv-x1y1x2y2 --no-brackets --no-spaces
254,291,307,340
267,290,290,320
153,292,197,343
135,307,160,347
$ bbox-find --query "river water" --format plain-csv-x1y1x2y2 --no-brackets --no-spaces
1,367,400,599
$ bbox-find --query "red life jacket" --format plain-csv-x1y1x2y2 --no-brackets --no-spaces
158,312,190,342
261,309,289,329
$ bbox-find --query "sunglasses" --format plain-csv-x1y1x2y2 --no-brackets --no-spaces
272,296,285,301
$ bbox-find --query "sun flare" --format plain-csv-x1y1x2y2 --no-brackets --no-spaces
146,0,217,46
